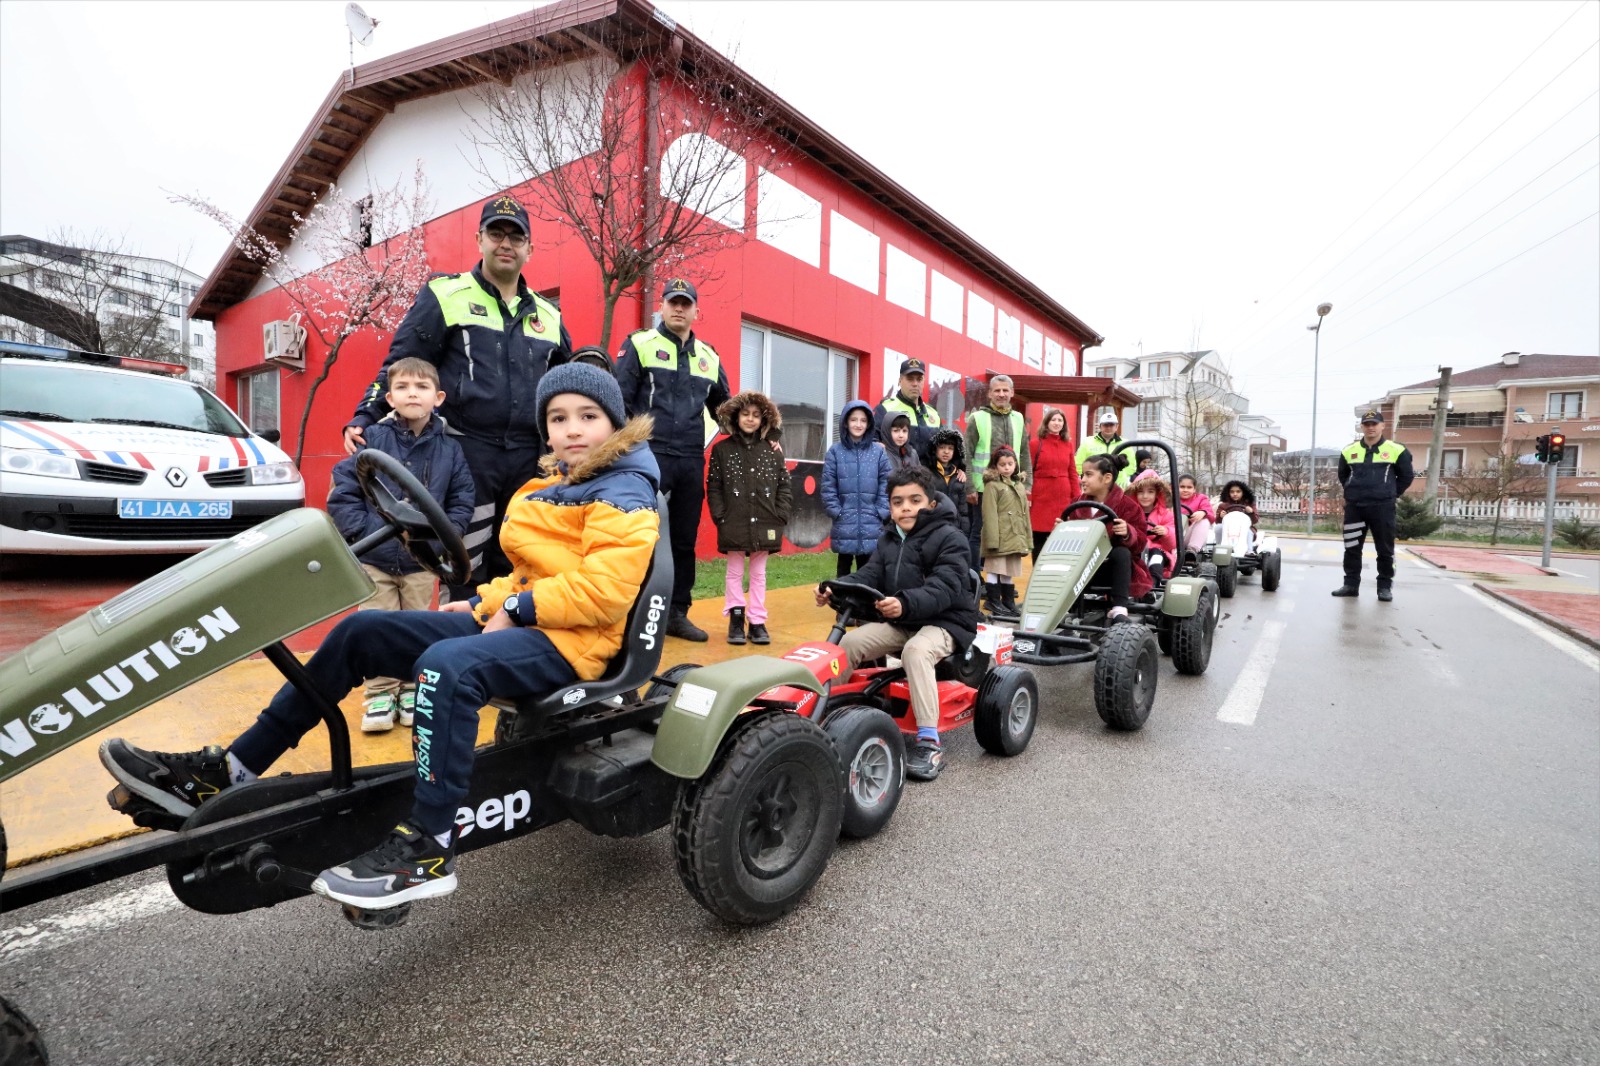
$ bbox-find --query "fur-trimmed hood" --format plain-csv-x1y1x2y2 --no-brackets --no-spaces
1131,469,1171,503
925,426,967,470
1219,479,1256,506
539,414,658,486
715,390,782,438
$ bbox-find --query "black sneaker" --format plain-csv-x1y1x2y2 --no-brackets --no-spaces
667,612,709,643
1331,586,1360,598
748,622,771,645
100,739,230,818
906,737,944,782
726,606,747,645
1377,587,1394,602
312,822,457,909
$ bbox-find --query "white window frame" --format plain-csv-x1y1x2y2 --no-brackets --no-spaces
1138,400,1162,431
1149,360,1171,379
1546,390,1584,419
739,322,858,459
236,367,280,434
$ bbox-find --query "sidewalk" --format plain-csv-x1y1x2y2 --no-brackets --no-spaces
1408,543,1600,649
0,584,841,868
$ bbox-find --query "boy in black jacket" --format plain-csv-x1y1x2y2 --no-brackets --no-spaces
815,467,979,781
924,427,971,535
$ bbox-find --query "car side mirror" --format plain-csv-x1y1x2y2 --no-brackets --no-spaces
258,429,281,444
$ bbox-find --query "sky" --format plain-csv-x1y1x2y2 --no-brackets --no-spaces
2,0,1596,450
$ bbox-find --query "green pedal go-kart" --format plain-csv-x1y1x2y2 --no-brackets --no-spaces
1010,440,1221,731
0,451,870,950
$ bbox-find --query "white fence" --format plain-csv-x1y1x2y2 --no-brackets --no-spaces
1257,495,1600,523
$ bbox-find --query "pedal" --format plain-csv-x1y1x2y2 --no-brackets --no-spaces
341,902,413,931
105,785,187,832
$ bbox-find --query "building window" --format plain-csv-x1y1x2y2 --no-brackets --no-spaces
1094,366,1116,378
1148,360,1171,379
1138,401,1162,430
1440,449,1464,477
1547,391,1583,419
192,333,205,348
109,289,129,306
237,368,280,434
351,195,374,249
1555,443,1579,478
740,323,857,462
167,328,182,344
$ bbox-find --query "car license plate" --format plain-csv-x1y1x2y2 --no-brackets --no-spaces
118,499,233,520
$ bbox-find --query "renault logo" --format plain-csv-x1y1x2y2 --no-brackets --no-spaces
165,467,187,488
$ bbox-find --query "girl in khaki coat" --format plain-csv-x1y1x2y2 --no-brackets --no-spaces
980,445,1031,619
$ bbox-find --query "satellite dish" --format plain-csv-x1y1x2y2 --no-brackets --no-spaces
346,3,378,47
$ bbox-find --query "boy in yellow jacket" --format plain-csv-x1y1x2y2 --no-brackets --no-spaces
100,364,659,910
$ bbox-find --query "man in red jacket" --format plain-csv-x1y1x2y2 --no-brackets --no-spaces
1069,453,1152,621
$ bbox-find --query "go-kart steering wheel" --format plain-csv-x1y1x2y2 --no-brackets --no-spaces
820,579,887,623
355,450,473,585
1059,500,1118,525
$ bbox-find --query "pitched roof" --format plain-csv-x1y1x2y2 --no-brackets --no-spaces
189,0,1102,346
1393,353,1599,392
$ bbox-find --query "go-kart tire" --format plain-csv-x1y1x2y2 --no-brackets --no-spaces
822,705,905,839
673,713,844,925
1171,587,1217,676
0,996,47,1066
1093,624,1158,731
1261,550,1282,592
1157,624,1173,657
973,666,1039,756
1215,561,1238,599
644,663,703,705
1198,562,1218,582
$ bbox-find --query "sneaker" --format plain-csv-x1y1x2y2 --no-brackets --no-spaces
1331,586,1360,598
99,739,230,818
362,693,398,733
906,737,944,782
1107,605,1130,622
748,622,771,645
1377,587,1394,602
312,821,457,909
727,606,747,646
667,612,709,643
396,690,416,728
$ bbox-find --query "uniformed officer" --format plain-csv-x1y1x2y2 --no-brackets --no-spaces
614,278,730,642
1333,408,1414,602
343,196,573,600
1074,410,1134,487
874,357,943,456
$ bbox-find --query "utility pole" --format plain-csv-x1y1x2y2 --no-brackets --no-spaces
1541,450,1557,569
1423,366,1453,502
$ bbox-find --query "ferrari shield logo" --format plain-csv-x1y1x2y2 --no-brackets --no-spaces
697,356,709,372
830,658,840,677
528,318,545,334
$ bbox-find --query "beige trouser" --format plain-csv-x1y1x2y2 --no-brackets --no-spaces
358,564,438,698
839,622,955,730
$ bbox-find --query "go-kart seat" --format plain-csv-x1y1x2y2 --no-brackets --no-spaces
503,495,673,721
934,570,990,687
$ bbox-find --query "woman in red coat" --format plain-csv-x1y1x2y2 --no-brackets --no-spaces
1029,407,1081,561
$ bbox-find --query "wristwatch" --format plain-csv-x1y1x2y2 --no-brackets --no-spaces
501,595,522,625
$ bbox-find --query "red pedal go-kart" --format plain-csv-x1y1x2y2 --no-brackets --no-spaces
708,578,1040,836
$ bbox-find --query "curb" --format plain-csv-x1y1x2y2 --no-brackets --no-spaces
1408,549,1559,576
1471,581,1600,651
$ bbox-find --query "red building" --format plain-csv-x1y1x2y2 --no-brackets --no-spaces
192,0,1102,556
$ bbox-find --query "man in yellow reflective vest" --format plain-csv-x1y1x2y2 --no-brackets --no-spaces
344,197,573,600
1074,410,1133,487
963,374,1030,570
1333,409,1414,602
874,357,943,457
614,278,731,642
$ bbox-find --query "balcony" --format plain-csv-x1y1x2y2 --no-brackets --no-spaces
1395,412,1504,429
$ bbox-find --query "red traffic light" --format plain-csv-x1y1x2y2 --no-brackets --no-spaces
1548,432,1566,464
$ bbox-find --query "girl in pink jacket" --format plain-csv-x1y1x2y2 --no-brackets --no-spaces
1175,474,1214,554
1131,470,1177,581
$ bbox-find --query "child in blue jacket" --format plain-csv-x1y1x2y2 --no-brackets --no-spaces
822,399,892,577
326,357,475,732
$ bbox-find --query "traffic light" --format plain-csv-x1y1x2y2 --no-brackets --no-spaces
1535,434,1550,462
1548,432,1566,465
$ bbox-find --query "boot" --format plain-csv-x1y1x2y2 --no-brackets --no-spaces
982,580,1005,616
726,607,746,645
748,622,771,644
994,583,1020,620
1330,585,1359,598
667,611,709,642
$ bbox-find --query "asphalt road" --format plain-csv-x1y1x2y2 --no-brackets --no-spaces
4,538,1597,1066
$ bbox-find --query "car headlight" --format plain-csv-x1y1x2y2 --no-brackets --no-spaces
0,446,81,480
248,461,302,485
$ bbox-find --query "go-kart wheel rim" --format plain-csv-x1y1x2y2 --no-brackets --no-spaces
740,762,821,879
847,737,894,809
1008,687,1034,736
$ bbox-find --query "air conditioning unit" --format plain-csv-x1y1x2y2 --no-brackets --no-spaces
263,314,307,371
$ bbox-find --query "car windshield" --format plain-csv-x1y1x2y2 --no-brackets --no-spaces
0,361,248,436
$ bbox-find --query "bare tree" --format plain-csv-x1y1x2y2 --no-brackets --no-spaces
0,230,192,367
1272,450,1341,504
1172,353,1244,490
177,164,432,467
464,36,788,348
1448,448,1545,544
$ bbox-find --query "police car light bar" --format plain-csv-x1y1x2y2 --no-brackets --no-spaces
0,339,186,376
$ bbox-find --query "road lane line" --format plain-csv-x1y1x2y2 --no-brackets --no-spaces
1217,601,1292,727
1456,585,1599,671
0,881,180,962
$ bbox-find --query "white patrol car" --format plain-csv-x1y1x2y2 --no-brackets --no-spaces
0,344,304,554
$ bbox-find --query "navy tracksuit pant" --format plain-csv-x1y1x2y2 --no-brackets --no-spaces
654,450,704,614
229,610,576,836
452,436,546,602
1342,500,1397,590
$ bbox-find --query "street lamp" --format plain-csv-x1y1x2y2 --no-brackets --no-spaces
1306,302,1333,535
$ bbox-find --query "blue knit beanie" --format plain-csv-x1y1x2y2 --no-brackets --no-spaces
537,362,627,431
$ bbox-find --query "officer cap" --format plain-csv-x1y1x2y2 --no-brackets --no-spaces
662,278,698,304
1098,410,1120,425
899,358,926,377
1360,408,1383,424
480,196,530,236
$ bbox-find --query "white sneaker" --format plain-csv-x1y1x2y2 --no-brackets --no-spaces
361,694,397,733
396,690,416,728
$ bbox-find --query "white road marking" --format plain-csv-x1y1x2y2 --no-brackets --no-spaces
0,881,181,962
1456,585,1599,671
1217,598,1294,727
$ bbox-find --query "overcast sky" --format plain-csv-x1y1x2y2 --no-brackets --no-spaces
2,0,1596,448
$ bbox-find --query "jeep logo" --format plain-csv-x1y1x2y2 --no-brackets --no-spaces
454,789,533,839
640,594,666,651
